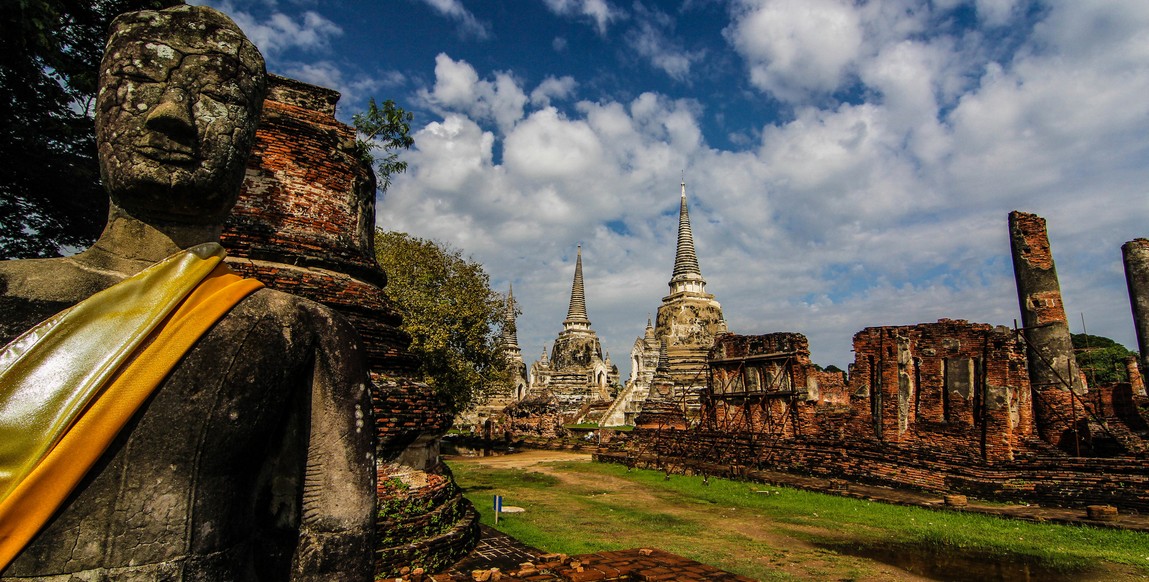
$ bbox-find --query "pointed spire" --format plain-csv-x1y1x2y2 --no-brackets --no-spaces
668,180,706,295
673,180,701,278
502,284,519,348
564,245,590,328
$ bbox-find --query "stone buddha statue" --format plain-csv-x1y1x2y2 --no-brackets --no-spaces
0,6,375,580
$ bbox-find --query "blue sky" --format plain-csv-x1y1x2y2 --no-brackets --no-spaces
195,0,1149,382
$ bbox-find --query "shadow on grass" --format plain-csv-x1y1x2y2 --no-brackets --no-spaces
816,541,1096,582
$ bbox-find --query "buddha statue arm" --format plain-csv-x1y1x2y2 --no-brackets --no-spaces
291,306,377,580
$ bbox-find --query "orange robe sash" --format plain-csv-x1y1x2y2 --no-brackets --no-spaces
0,243,263,570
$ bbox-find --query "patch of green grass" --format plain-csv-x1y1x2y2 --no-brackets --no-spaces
449,459,1149,580
591,462,1149,572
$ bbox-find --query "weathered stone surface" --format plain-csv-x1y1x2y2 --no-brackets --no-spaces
0,6,375,579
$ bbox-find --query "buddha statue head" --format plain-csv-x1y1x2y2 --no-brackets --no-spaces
95,5,267,225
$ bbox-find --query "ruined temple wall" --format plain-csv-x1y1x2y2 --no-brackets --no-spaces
227,77,379,283
680,322,1035,468
609,429,1149,510
848,320,1033,461
703,333,854,440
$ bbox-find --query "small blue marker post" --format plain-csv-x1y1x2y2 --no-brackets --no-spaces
493,495,502,525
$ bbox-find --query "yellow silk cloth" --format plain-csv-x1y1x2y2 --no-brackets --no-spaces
0,243,263,570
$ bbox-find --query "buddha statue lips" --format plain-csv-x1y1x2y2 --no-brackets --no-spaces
134,135,197,164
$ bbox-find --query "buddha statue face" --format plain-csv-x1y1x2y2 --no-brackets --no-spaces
95,6,266,224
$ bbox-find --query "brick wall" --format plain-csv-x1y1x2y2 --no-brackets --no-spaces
612,322,1149,512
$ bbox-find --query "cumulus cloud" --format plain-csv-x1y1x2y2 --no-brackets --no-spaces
976,0,1023,27
530,76,578,107
419,54,528,134
724,0,863,101
378,0,1149,379
541,0,623,35
415,0,491,39
504,108,605,180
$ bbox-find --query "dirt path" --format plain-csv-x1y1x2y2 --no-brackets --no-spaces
444,449,592,470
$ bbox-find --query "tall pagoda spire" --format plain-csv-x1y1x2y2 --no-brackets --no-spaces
502,283,520,349
668,180,707,295
563,245,591,330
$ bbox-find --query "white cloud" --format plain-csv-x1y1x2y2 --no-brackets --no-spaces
724,0,863,101
406,114,494,193
419,54,528,134
202,1,343,57
625,5,706,82
541,0,623,35
530,76,578,107
416,0,491,39
976,0,1022,27
504,108,604,180
376,0,1149,380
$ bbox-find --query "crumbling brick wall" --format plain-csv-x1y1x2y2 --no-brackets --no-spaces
848,320,1033,462
696,324,1033,463
611,320,1149,510
221,74,475,577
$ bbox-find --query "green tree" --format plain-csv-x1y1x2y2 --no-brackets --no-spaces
1,0,181,259
1071,333,1136,386
374,230,510,415
353,98,413,193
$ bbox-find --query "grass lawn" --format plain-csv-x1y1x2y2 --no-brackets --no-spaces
447,456,1149,581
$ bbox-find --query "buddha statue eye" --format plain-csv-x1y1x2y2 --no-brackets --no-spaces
202,87,244,105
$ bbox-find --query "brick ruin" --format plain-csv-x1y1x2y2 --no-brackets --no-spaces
220,75,478,576
600,212,1149,512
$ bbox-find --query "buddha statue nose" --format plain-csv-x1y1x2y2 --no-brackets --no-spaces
145,88,195,141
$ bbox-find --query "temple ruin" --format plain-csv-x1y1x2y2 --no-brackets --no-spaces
593,211,1149,513
603,181,727,426
528,245,619,417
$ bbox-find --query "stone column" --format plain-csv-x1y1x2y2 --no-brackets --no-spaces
1125,355,1145,397
1008,211,1084,448
1122,239,1149,378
